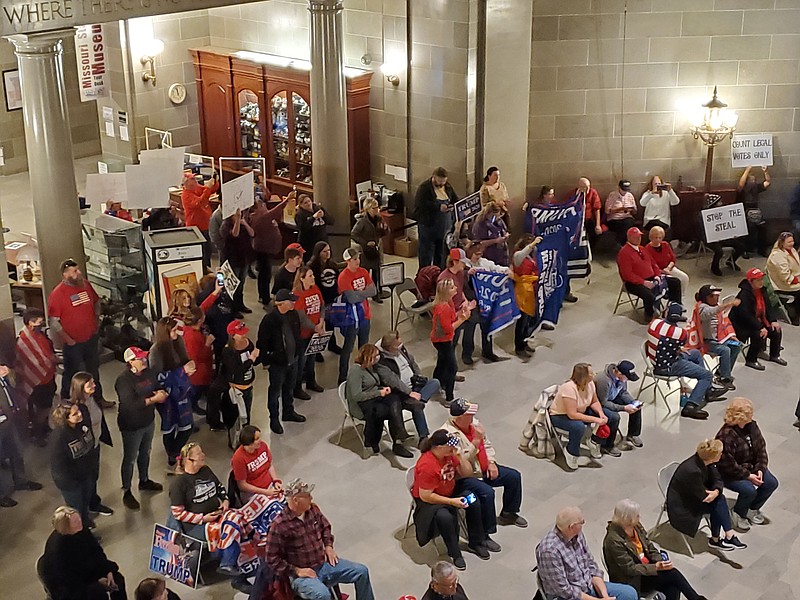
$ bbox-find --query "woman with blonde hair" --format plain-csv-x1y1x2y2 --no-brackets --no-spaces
643,225,688,300
472,201,510,266
430,279,473,404
715,398,778,531
667,439,746,551
350,197,387,299
765,231,800,325
639,175,680,233
167,288,196,324
548,363,609,471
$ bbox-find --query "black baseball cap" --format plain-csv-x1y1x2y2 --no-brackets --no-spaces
275,289,298,302
618,179,631,191
697,284,722,302
60,258,78,272
615,360,639,381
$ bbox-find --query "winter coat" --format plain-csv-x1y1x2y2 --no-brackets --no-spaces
666,453,723,536
602,521,662,594
729,279,779,338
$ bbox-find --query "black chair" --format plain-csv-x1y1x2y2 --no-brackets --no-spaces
36,555,53,599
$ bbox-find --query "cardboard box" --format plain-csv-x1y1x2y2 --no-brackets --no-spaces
393,236,417,258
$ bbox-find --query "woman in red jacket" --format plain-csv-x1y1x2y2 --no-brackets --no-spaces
431,279,473,404
182,307,214,416
292,266,326,398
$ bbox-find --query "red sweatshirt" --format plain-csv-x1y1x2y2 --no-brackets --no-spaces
183,327,214,386
617,243,661,285
642,241,676,271
181,180,220,231
431,302,457,343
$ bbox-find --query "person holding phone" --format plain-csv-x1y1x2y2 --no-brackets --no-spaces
593,361,644,455
431,279,474,404
639,175,680,234
412,430,497,570
603,499,706,600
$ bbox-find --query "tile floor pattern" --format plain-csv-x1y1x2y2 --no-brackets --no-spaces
1,170,799,599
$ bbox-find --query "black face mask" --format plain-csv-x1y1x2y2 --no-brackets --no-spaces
33,325,44,333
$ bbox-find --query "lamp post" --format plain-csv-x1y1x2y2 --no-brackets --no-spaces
689,86,738,193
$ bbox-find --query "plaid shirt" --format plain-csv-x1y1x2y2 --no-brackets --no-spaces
265,503,334,577
715,421,769,482
536,527,602,600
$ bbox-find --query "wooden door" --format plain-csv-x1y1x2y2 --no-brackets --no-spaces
192,50,236,159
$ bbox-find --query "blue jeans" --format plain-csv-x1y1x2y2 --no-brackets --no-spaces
417,222,447,269
589,582,638,600
291,559,374,600
182,522,239,567
453,477,497,535
707,340,741,379
120,421,155,491
704,493,732,537
483,464,523,515
338,321,371,384
550,407,615,456
58,477,95,525
405,379,440,439
0,423,27,497
668,350,712,407
726,468,779,518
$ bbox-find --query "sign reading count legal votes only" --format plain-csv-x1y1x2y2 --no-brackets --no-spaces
701,202,748,244
731,134,773,169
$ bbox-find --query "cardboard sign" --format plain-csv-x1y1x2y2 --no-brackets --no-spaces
218,260,240,299
148,524,202,588
221,171,255,219
701,202,748,243
454,191,482,222
731,134,773,168
306,332,333,355
75,24,109,102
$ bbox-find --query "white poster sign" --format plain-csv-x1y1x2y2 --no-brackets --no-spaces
125,164,172,209
75,25,109,102
86,173,128,207
731,134,773,168
139,147,187,188
218,260,241,299
221,171,255,219
701,202,748,243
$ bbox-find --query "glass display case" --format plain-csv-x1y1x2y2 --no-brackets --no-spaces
81,213,146,300
293,92,312,185
271,90,290,180
238,89,262,158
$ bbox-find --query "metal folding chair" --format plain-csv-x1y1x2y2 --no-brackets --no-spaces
393,278,433,329
636,340,677,413
613,281,642,315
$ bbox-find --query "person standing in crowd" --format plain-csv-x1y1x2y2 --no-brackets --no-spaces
48,258,112,408
231,425,282,501
115,347,166,511
272,243,306,296
292,266,326,398
196,274,234,363
208,204,224,257
548,363,609,471
257,289,306,434
536,506,638,600
667,439,747,551
309,241,342,354
640,175,680,234
0,364,42,507
510,235,541,359
181,170,219,271
167,289,197,326
220,207,254,314
643,226,689,302
765,231,800,325
220,320,258,426
414,167,458,269
431,279,473,405
41,506,128,600
149,317,195,468
438,248,477,366
695,285,741,387
266,478,376,600
181,307,214,415
295,194,333,254
593,361,643,455
472,202,510,267
479,167,508,208
50,402,97,527
715,398,779,532
351,198,388,301
337,248,376,384
443,398,527,528
463,243,510,362
15,307,58,445
605,180,637,246
250,194,289,306
603,499,707,600
421,561,470,600
729,268,786,370
737,166,771,257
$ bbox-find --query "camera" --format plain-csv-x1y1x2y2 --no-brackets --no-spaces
657,183,669,191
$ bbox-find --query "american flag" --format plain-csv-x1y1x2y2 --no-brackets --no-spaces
70,291,92,306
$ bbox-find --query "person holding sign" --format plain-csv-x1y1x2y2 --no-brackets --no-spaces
181,170,220,272
220,208,254,315
414,167,458,269
472,202,510,267
292,266,326,398
737,166,771,257
765,231,800,326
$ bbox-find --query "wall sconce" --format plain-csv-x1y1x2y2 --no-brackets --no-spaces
380,62,403,87
689,86,738,192
140,39,165,86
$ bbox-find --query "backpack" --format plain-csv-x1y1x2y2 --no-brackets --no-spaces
414,265,442,302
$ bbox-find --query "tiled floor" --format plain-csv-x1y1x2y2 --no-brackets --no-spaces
2,167,799,599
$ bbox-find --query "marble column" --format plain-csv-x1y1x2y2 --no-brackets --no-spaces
0,207,13,347
6,31,84,299
308,0,351,244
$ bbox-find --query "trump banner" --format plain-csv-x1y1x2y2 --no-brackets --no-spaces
534,227,569,329
470,270,520,338
528,193,591,280
149,524,202,588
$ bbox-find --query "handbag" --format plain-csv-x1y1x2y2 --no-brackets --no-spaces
411,375,428,388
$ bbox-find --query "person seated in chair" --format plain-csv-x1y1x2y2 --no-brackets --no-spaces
442,398,527,529
41,505,127,600
231,425,283,502
666,439,747,552
593,360,643,454
265,478,375,600
694,285,741,388
345,344,413,458
603,498,707,600
375,330,438,444
729,268,786,370
617,227,681,320
765,231,800,325
421,561,470,600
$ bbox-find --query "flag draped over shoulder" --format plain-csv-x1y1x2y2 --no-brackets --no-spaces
470,270,520,338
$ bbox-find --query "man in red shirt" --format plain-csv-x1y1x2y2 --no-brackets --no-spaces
15,308,58,445
47,258,112,407
336,249,376,384
181,170,220,271
616,228,681,320
231,425,281,501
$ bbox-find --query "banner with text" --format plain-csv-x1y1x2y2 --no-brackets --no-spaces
74,24,108,102
702,202,748,243
149,524,202,588
731,134,773,168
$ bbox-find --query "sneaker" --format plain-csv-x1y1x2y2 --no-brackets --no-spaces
708,537,734,551
564,293,578,303
747,509,767,525
283,412,307,423
541,322,555,331
391,444,413,458
626,435,643,448
731,511,751,531
726,535,747,549
601,446,622,457
452,556,467,571
91,503,114,516
483,537,502,552
497,512,528,528
455,374,466,382
123,491,140,510
293,389,311,401
0,496,17,508
468,544,490,560
15,480,43,491
482,354,509,363
564,452,579,471
588,441,602,459
138,480,163,492
745,361,765,371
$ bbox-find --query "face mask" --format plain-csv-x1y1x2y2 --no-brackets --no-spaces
33,325,44,333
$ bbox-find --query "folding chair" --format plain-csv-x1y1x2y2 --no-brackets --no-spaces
336,382,370,459
613,281,642,315
402,465,462,553
393,278,433,330
636,341,677,413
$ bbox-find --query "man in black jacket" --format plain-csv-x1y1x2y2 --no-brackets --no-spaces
256,289,306,434
729,268,786,370
414,167,459,269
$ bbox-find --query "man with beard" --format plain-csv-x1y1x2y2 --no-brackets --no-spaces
48,259,112,407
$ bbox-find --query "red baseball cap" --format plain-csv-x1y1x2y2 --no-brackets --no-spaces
226,320,250,336
123,347,148,362
746,268,764,280
287,242,305,254
627,227,643,236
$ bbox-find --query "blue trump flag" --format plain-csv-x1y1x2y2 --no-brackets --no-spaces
527,193,591,280
470,270,520,338
534,227,569,329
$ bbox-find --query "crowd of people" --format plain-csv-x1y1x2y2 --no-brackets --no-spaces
1,165,797,600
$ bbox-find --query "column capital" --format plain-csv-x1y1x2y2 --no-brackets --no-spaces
308,0,343,14
5,29,75,55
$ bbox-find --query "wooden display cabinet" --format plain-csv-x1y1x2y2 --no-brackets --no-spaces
191,48,372,199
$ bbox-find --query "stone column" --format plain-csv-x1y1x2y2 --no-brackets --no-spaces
6,31,84,298
308,0,351,244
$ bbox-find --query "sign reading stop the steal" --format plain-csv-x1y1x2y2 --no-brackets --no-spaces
701,202,748,243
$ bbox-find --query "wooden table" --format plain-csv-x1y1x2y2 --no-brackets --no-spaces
11,280,44,312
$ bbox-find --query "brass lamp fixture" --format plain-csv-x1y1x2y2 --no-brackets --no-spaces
140,39,165,86
689,86,738,192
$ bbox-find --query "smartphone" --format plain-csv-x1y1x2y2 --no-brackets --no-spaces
463,493,477,506
216,273,225,285
631,400,643,409
660,550,669,561
657,183,669,191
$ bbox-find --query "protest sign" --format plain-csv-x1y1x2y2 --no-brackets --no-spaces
218,260,240,299
731,134,773,168
149,524,202,588
222,171,255,219
454,191,482,222
306,332,333,355
701,202,748,243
